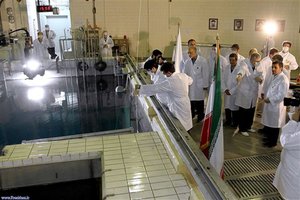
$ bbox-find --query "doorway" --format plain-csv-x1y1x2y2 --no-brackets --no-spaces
43,15,71,56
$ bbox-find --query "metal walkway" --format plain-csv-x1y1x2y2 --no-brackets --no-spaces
224,152,283,200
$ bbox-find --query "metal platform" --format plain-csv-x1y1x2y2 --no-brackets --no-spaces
224,152,283,200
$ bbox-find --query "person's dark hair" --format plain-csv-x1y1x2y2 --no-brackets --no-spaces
231,44,240,50
144,59,158,71
269,48,279,56
272,60,283,68
161,62,175,74
212,43,222,49
272,54,283,63
152,49,162,57
229,53,238,60
188,39,196,45
156,55,165,63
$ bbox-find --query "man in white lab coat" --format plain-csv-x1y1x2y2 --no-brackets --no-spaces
273,111,300,199
136,62,193,131
222,53,240,127
261,59,289,147
226,43,245,63
33,32,49,62
143,59,168,105
99,30,114,57
184,46,209,122
255,48,279,118
43,24,57,59
235,52,262,136
279,41,298,80
172,39,202,72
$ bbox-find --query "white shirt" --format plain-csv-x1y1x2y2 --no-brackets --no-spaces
43,30,56,48
222,63,241,111
33,38,49,61
99,36,114,57
151,66,168,105
262,72,289,128
279,51,298,80
183,55,209,101
140,73,193,131
235,60,260,109
273,120,300,200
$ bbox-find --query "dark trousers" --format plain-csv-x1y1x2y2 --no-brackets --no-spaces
191,100,204,121
238,106,255,132
47,47,57,59
225,109,239,127
263,126,280,147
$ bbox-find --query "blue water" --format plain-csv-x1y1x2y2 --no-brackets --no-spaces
0,75,131,146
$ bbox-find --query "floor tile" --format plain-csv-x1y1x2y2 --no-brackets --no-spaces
175,186,190,194
128,183,151,193
127,177,149,186
149,175,171,184
150,181,173,190
130,190,154,199
105,186,129,195
153,188,176,197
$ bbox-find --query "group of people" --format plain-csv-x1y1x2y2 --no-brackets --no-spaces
136,39,298,148
32,28,114,63
32,24,58,62
135,39,299,200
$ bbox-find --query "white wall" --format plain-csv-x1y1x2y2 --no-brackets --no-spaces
69,0,300,61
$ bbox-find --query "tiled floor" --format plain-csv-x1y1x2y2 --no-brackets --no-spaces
0,132,191,200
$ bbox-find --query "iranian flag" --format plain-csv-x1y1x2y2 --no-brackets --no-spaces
200,38,224,178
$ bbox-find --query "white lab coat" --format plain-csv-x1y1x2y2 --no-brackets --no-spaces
32,38,49,61
99,37,114,57
273,120,300,200
263,64,289,96
139,73,193,131
262,72,289,128
183,55,209,101
222,64,240,111
256,56,272,98
279,51,298,80
151,66,168,105
172,46,202,72
235,60,260,109
43,30,56,48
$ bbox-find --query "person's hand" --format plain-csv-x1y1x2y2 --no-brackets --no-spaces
133,84,141,96
264,98,270,103
284,65,289,70
236,74,242,82
255,76,263,84
225,89,231,95
103,44,108,48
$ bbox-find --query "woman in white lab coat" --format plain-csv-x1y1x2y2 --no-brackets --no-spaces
261,60,289,147
138,62,193,131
